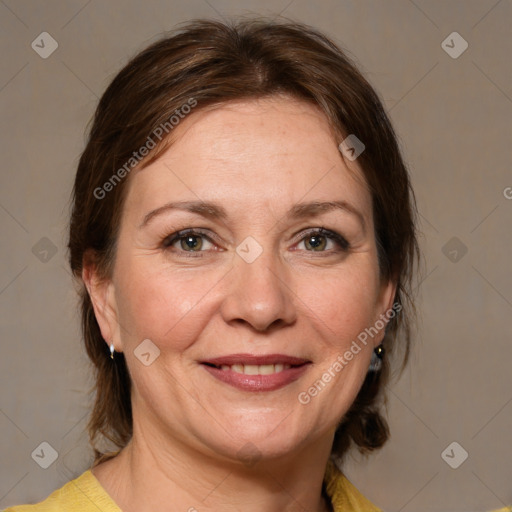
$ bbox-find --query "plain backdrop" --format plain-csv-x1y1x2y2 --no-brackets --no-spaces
1,1,511,511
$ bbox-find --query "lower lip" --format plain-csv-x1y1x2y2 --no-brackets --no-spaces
202,364,310,392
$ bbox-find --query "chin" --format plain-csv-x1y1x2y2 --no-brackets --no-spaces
194,408,317,465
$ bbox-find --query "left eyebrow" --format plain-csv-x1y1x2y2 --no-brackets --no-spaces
138,199,366,232
288,200,366,232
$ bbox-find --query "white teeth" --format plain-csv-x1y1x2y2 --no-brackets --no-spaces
244,364,259,375
231,364,244,374
258,364,275,375
219,363,292,375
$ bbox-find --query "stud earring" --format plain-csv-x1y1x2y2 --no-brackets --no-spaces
368,344,385,372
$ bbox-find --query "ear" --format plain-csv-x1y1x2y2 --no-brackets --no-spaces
82,253,121,351
373,276,398,348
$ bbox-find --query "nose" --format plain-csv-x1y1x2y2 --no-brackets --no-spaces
220,249,297,333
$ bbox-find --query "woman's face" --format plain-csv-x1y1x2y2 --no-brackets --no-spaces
91,97,395,463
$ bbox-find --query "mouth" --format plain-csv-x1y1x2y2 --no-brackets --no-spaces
206,362,294,375
200,354,311,391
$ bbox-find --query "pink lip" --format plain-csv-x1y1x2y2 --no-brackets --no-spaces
200,353,311,392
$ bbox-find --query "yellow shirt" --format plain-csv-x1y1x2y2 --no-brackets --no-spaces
4,461,511,512
3,459,381,511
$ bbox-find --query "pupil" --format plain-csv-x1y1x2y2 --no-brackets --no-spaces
182,235,201,250
308,235,325,250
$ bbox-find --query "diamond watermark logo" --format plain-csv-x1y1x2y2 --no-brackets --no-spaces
441,441,468,469
236,236,263,264
441,32,468,59
338,134,365,161
236,442,262,467
134,339,161,366
31,441,58,469
32,237,58,263
442,236,468,263
31,32,59,59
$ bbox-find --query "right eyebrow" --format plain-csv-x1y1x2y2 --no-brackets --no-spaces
139,201,228,229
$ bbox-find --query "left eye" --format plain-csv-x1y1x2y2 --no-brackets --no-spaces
296,229,349,252
298,234,334,251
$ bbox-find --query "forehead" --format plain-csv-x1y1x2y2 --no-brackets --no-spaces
124,97,371,221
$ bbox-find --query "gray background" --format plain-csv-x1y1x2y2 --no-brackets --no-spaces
1,1,511,511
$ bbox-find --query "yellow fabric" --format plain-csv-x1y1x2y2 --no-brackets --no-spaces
5,462,510,511
2,460,367,511
3,469,120,512
324,459,382,511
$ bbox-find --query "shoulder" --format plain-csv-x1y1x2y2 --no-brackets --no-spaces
324,459,382,512
3,470,120,512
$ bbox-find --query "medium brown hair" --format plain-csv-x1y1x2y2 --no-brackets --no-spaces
68,18,419,466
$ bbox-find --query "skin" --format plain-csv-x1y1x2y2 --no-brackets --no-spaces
84,97,396,512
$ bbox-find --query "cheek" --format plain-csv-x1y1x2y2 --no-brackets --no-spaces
298,260,381,348
114,257,224,351
294,266,381,425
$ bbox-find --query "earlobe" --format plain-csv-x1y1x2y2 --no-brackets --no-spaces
82,262,119,349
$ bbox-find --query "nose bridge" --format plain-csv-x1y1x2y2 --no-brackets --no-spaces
222,240,296,331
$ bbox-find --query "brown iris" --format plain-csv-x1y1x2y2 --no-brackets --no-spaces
305,234,327,251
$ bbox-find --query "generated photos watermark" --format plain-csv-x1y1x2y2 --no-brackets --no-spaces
93,97,198,200
298,302,402,405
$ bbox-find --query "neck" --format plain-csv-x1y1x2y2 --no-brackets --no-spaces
93,417,335,512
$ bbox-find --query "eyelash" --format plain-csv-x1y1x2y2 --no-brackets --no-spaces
162,227,350,257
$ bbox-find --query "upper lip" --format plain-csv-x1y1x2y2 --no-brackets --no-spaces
201,353,310,366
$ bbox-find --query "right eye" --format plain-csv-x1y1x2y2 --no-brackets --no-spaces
163,229,217,255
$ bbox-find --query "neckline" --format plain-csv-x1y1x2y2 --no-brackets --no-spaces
83,459,343,511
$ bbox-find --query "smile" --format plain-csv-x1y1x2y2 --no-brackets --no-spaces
200,354,311,392
217,363,291,375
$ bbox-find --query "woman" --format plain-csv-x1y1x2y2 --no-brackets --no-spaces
6,19,419,511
